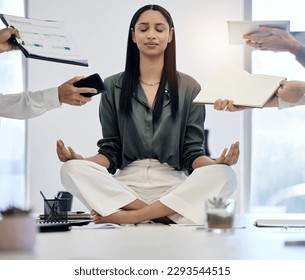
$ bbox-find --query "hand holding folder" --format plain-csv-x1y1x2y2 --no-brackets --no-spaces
193,66,286,108
1,14,88,66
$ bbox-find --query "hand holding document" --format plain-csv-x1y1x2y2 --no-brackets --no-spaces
0,14,88,66
193,67,286,108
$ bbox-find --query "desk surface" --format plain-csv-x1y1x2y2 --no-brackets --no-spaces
1,214,305,260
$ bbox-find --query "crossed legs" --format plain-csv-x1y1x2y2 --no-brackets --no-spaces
60,159,237,225
91,199,176,224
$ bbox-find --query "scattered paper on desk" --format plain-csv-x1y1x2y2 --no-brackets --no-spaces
85,223,121,229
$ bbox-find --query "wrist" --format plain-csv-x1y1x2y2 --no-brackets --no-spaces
290,40,302,55
58,86,63,104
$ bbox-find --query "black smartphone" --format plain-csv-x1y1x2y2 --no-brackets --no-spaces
74,73,105,97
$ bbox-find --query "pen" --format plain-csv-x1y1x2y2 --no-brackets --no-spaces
8,25,23,45
39,190,47,201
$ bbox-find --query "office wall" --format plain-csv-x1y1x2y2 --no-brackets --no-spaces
26,0,244,212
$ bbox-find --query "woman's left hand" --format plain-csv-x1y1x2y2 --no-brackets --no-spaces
215,141,239,166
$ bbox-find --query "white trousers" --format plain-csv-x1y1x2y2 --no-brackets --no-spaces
60,159,237,224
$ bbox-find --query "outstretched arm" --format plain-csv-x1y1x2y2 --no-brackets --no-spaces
243,27,302,54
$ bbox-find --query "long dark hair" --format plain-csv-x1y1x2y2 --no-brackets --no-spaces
120,4,179,122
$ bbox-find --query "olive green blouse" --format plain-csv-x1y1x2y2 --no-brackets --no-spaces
97,71,206,174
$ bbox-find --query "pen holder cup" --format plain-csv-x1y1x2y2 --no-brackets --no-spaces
43,198,69,222
57,191,73,212
205,198,236,233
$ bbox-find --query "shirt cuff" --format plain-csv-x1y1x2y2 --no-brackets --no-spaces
295,46,305,68
42,87,61,109
278,94,305,109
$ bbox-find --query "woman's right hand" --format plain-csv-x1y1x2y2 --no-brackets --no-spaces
56,139,83,162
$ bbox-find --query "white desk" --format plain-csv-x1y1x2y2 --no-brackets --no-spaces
1,214,305,260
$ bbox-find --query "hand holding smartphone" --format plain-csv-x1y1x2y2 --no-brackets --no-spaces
74,73,105,97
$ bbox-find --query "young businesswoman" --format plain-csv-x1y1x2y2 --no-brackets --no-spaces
57,4,240,225
0,27,96,119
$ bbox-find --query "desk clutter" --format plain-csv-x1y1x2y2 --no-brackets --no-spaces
37,190,91,232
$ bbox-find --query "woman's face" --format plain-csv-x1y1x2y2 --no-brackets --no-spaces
132,10,173,58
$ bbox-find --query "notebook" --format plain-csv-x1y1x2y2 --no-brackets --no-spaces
39,212,92,220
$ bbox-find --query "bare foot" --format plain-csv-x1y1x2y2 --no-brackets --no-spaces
90,201,176,225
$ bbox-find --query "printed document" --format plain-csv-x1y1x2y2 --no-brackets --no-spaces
1,14,88,66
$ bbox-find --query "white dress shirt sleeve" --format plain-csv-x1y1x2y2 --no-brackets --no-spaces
0,87,61,119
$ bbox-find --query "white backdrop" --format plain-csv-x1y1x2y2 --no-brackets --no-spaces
26,0,244,212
